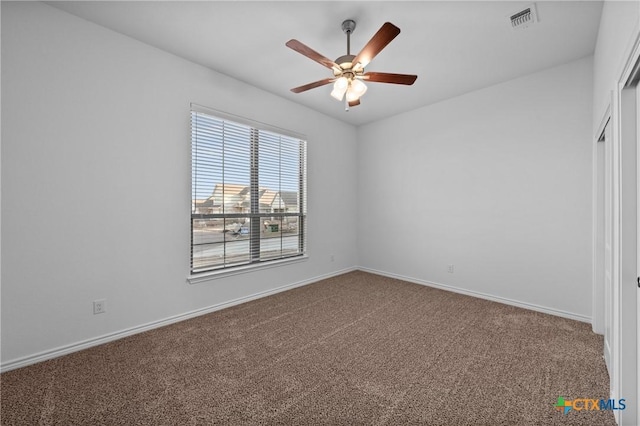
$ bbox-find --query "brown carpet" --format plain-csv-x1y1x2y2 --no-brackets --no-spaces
1,271,615,425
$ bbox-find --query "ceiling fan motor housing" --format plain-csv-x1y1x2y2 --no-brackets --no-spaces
334,54,357,75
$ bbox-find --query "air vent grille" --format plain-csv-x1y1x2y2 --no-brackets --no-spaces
509,4,538,29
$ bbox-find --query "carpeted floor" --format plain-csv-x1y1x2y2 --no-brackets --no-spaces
1,271,615,425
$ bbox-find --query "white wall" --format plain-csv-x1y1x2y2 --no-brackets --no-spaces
593,0,640,130
357,56,594,320
1,2,358,367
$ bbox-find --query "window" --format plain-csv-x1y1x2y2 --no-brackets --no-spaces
190,106,307,275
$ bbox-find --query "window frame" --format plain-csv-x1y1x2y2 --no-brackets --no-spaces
188,104,307,282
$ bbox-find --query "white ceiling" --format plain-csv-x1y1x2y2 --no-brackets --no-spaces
49,1,603,126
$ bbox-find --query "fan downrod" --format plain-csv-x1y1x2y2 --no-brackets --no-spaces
341,19,356,56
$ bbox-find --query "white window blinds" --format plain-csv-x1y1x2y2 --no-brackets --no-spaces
191,108,307,274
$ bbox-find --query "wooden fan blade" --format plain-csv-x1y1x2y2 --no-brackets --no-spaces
363,72,417,85
348,99,361,107
286,39,339,70
291,78,335,93
352,22,401,69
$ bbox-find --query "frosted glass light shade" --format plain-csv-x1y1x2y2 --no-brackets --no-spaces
350,79,367,96
345,88,359,102
330,77,349,101
345,79,367,102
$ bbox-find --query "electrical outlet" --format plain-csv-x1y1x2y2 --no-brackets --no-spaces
93,299,106,315
330,254,335,262
447,264,454,273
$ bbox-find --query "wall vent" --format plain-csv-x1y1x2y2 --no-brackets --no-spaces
509,4,538,30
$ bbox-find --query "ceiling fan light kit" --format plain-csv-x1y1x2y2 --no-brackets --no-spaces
286,19,417,111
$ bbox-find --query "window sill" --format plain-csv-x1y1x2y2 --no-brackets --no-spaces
187,255,309,285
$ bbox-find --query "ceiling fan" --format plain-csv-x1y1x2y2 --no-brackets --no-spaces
286,20,417,110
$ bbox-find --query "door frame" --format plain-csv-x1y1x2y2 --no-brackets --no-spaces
593,18,640,425
610,24,640,425
593,104,611,337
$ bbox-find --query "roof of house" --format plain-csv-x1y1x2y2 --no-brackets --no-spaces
193,199,215,207
278,191,298,208
209,184,292,210
259,189,277,206
211,184,248,198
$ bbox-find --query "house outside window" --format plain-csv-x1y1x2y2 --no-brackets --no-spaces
190,106,307,274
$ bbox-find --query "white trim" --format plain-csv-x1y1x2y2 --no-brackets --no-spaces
1,265,594,372
618,19,640,89
613,24,640,423
188,255,309,284
358,267,591,324
610,20,640,424
592,100,612,335
596,103,612,142
611,84,622,423
0,266,356,373
591,124,598,334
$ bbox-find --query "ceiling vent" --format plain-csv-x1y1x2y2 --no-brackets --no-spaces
509,4,538,30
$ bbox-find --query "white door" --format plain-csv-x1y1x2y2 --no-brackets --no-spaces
602,122,614,375
617,74,638,425
636,78,640,426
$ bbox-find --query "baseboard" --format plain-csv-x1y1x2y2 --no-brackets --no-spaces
2,265,591,372
0,266,357,373
357,267,592,324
